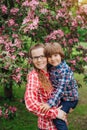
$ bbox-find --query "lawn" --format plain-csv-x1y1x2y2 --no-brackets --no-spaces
0,74,87,130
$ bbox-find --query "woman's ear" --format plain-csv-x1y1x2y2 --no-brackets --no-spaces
28,57,33,64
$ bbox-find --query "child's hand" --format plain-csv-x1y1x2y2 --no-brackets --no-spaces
69,108,74,113
57,107,67,121
40,103,50,113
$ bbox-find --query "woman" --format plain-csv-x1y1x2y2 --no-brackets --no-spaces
24,43,66,130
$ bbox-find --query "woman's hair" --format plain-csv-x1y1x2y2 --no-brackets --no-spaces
36,69,53,91
29,43,52,91
45,42,65,60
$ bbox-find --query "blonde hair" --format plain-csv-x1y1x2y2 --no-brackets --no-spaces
45,42,65,60
29,43,53,91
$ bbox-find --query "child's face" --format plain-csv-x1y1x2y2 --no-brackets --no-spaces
48,54,61,66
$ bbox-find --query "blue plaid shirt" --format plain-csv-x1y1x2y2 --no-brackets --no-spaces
47,60,78,107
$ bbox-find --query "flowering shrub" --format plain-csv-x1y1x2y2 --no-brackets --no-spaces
0,0,30,98
0,104,17,119
21,0,87,85
0,0,87,99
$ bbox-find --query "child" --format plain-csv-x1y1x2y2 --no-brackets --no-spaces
41,42,78,130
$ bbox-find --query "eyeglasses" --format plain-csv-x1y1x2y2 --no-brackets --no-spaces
32,55,46,61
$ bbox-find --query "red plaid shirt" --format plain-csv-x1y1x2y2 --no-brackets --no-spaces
24,69,58,130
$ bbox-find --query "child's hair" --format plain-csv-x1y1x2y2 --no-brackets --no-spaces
29,43,52,91
45,42,65,60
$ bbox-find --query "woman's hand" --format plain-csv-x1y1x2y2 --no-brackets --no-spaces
57,106,67,122
40,103,50,113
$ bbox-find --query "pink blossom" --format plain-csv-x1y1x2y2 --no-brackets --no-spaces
0,36,4,44
1,5,7,14
23,16,39,32
0,109,2,117
8,19,15,27
22,0,39,10
18,52,24,56
71,19,78,27
83,57,87,62
9,106,17,113
73,38,78,43
42,0,47,2
14,38,22,48
22,0,30,7
40,8,48,14
12,73,21,83
16,0,20,3
68,60,76,65
12,34,18,38
28,0,39,10
10,8,19,15
15,67,21,73
45,29,64,41
68,39,73,45
11,55,16,60
22,10,34,25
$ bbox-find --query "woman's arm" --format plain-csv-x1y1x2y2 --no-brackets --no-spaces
24,72,66,120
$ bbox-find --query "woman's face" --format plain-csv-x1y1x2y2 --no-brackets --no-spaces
31,47,47,71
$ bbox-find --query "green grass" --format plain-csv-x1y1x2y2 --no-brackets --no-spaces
0,74,87,130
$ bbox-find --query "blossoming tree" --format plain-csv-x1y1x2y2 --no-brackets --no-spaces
0,0,87,99
21,0,87,83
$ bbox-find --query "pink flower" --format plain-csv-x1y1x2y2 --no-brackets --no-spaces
12,73,21,83
0,109,2,117
45,29,64,41
23,16,39,32
14,38,22,48
0,36,4,44
8,19,15,27
83,57,87,62
10,8,19,15
16,0,20,3
11,55,16,60
9,106,17,113
12,34,18,38
22,0,30,7
18,52,24,56
40,8,48,14
68,39,73,45
28,0,39,10
73,38,78,43
68,60,76,65
1,5,7,14
15,67,21,73
71,20,78,27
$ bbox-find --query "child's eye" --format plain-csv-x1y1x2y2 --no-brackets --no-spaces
54,54,59,56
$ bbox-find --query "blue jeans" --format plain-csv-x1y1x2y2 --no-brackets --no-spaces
53,100,78,130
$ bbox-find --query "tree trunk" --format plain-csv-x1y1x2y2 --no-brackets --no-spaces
4,81,13,99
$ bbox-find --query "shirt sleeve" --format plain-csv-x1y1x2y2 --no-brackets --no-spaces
24,72,58,119
47,68,73,107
